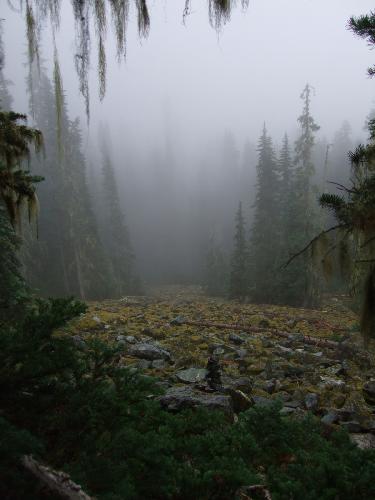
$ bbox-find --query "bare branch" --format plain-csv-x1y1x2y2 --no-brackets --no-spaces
283,224,345,269
22,455,93,500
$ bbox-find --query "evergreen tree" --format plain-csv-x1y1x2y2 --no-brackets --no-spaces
229,202,248,301
99,145,140,295
0,204,28,323
204,233,227,296
23,68,112,299
249,125,280,303
0,28,42,322
348,10,375,77
276,133,298,303
0,27,12,111
287,84,321,307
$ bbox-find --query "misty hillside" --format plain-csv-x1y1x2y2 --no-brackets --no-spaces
2,1,375,499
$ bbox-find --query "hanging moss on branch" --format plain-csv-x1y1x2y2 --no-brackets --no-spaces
16,1,249,118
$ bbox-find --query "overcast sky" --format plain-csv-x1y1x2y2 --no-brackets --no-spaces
2,0,375,156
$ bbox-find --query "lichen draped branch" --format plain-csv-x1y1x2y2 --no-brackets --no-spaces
19,1,249,118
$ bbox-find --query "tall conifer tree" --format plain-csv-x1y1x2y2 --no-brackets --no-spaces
23,68,112,299
229,202,248,301
287,84,321,306
204,232,227,296
99,146,139,295
249,125,280,303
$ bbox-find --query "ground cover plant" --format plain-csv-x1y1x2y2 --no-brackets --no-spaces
2,290,375,499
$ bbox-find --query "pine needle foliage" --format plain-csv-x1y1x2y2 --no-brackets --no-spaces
348,10,375,76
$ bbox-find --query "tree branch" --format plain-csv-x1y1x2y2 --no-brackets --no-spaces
283,225,345,269
22,455,93,500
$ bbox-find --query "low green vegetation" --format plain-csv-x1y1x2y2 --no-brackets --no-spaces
1,297,375,499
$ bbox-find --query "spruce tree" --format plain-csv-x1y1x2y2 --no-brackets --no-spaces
23,68,112,299
276,133,297,303
249,125,280,303
204,233,227,297
99,146,139,295
229,202,248,301
287,84,321,307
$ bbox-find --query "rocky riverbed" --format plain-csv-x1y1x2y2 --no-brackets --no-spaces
64,286,375,449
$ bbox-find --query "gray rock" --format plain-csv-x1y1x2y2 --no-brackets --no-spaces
125,335,136,343
129,343,171,361
253,396,274,408
321,411,339,425
363,380,375,406
158,386,233,417
319,376,346,390
350,433,375,449
362,419,375,433
234,348,248,360
226,388,254,413
264,379,281,394
152,359,166,370
280,406,296,416
276,345,294,358
170,315,185,326
116,334,126,342
284,365,305,378
284,400,301,409
137,359,151,370
261,338,274,348
229,333,245,345
176,367,208,384
340,421,363,433
305,393,319,411
223,376,253,395
72,335,86,350
213,347,226,356
312,351,323,358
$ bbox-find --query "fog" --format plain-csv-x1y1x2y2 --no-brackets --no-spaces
2,0,374,289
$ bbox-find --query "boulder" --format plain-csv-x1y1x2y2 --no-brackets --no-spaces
305,393,319,411
152,359,167,370
170,315,185,326
229,333,245,345
340,421,363,433
176,367,208,384
363,380,375,406
350,433,375,450
72,335,86,350
226,388,254,413
158,386,233,417
129,343,171,361
253,396,274,408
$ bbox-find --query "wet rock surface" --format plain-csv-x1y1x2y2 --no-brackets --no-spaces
66,286,375,439
129,343,171,361
158,386,233,418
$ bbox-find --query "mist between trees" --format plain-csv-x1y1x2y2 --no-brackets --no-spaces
1,63,359,306
1,0,374,311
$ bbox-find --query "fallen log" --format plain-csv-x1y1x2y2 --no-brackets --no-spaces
22,455,93,500
182,320,341,350
236,484,272,500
